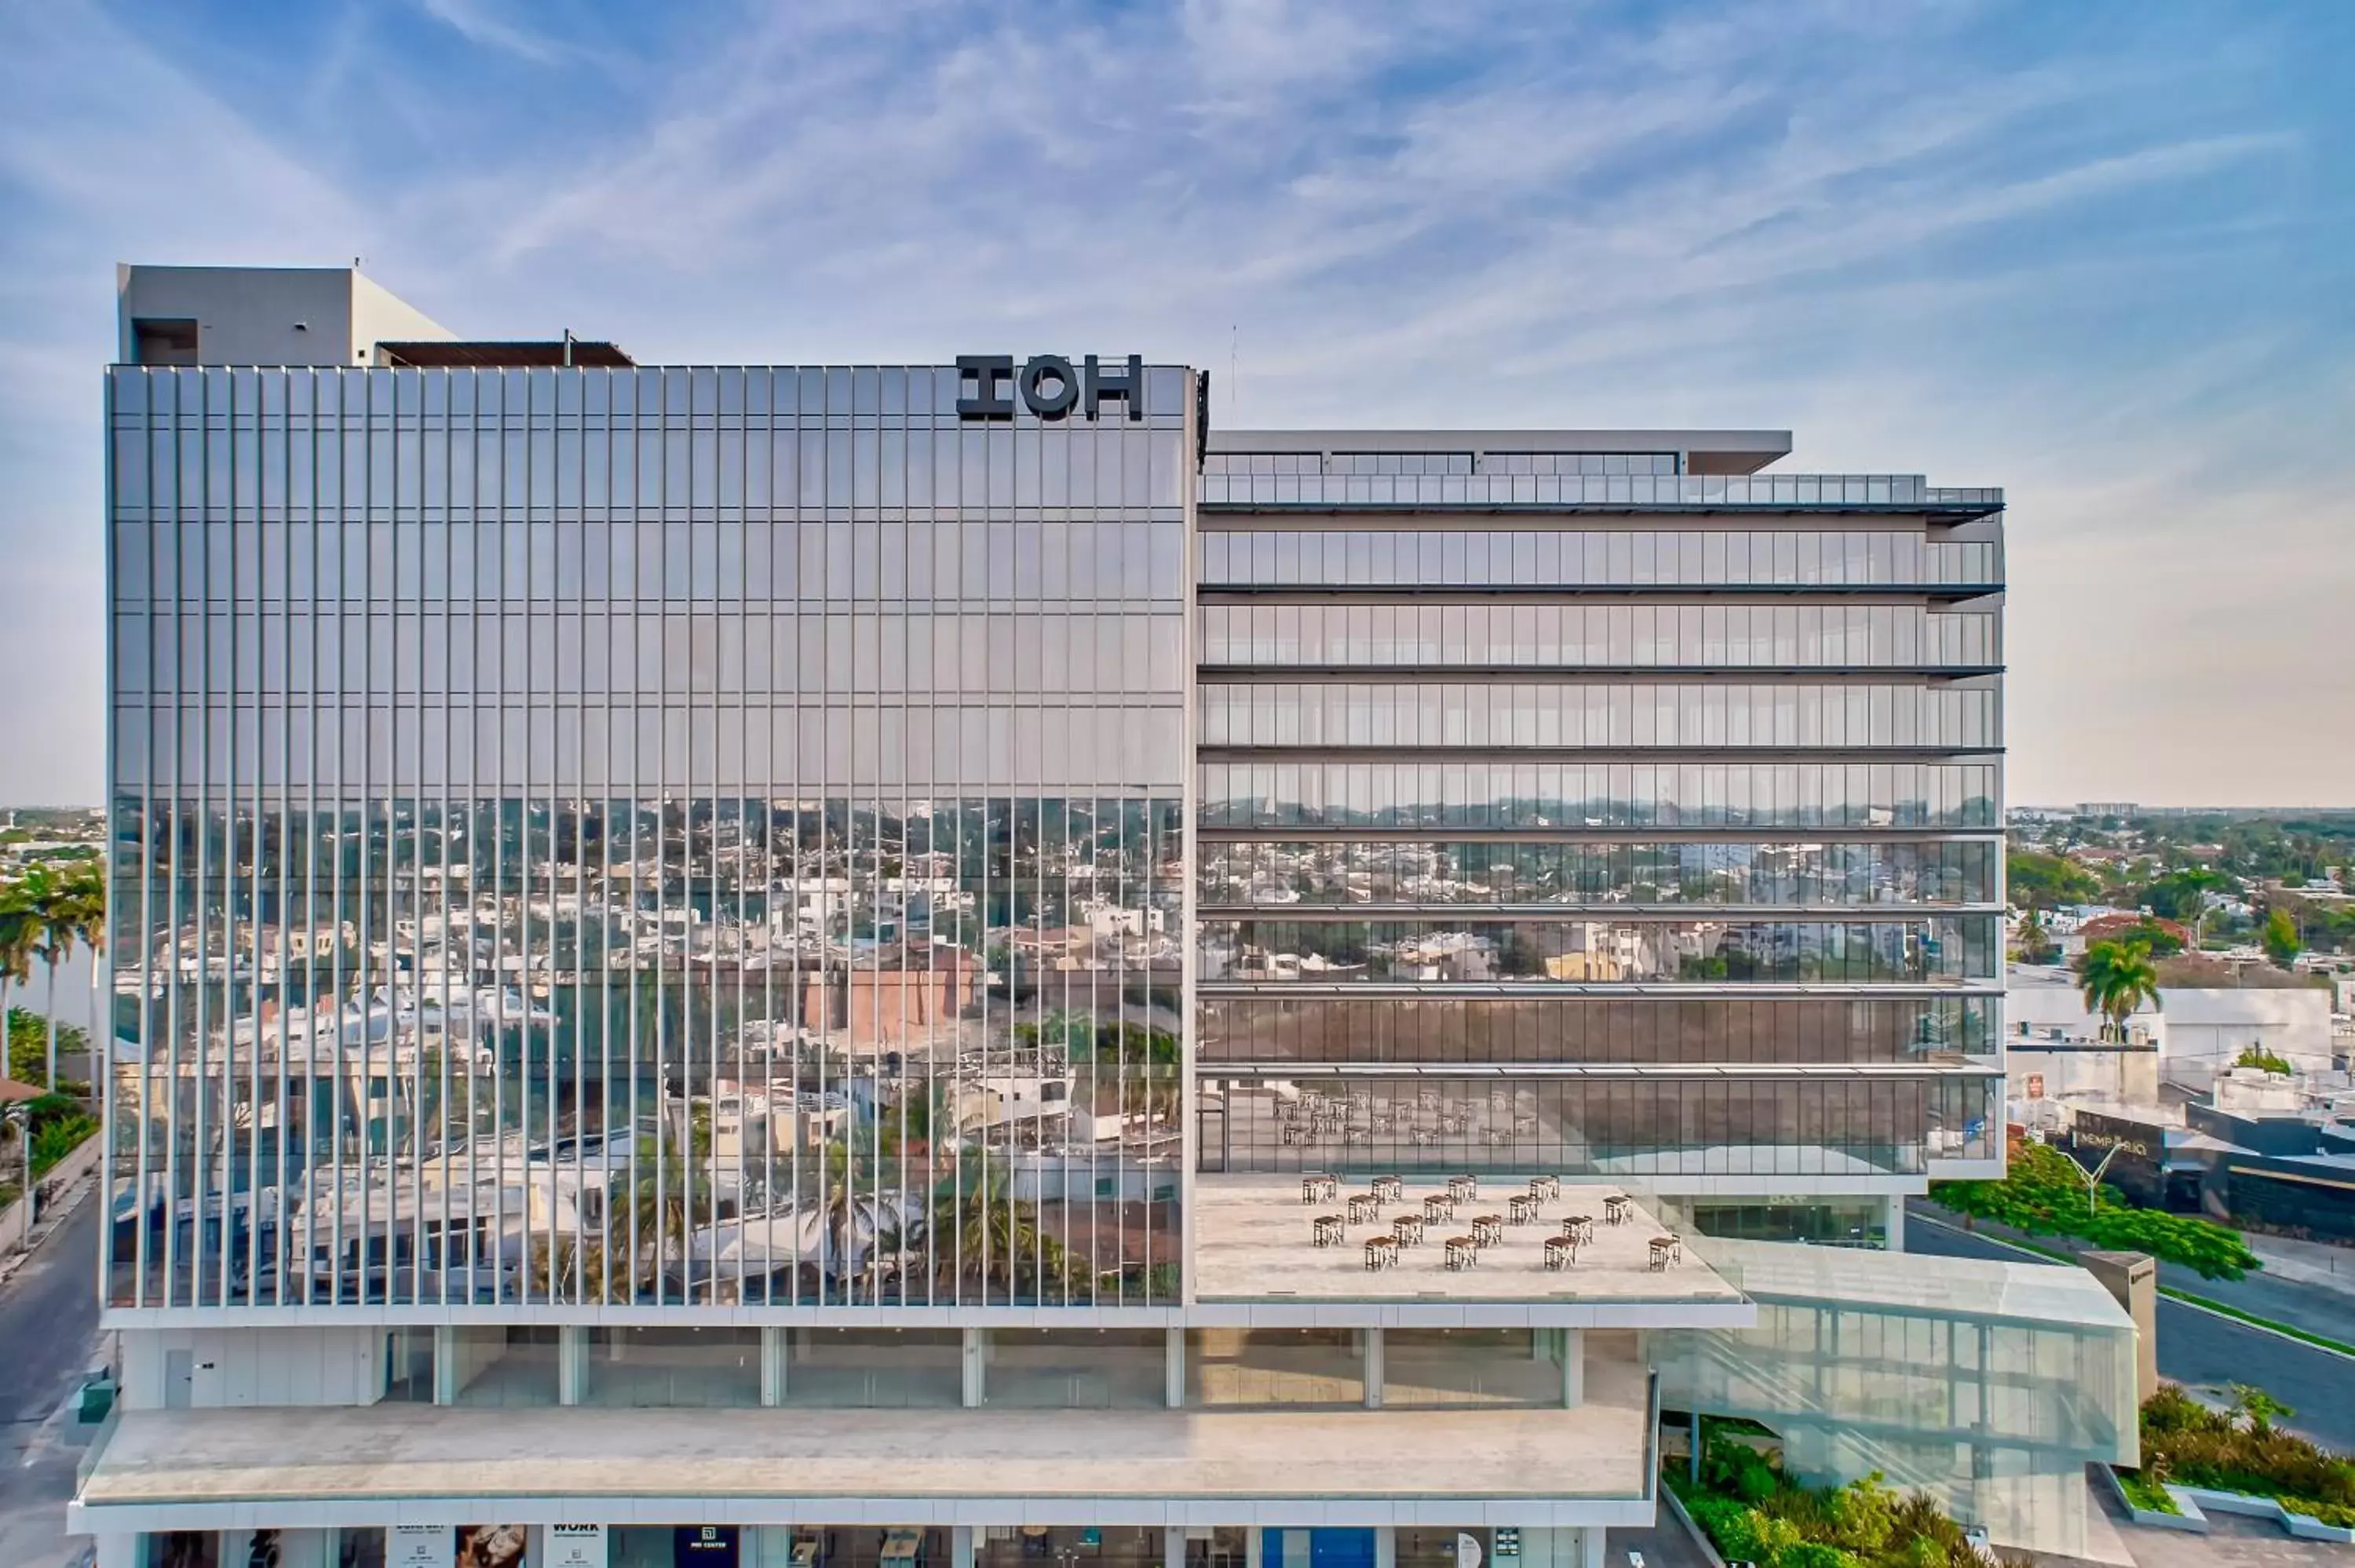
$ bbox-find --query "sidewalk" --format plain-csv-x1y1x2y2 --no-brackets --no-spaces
2241,1233,2355,1301
0,1167,97,1295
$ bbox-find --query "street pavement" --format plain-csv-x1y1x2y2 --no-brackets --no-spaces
0,1194,103,1568
1907,1207,2355,1453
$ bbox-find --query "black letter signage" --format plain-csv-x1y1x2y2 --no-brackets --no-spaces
957,355,1145,420
955,355,1015,418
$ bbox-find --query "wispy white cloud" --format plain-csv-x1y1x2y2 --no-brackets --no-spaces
0,0,2346,803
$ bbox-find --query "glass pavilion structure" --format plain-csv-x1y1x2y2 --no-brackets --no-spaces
75,267,2128,1568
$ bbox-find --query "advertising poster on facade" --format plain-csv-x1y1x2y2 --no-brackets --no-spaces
546,1526,608,1568
456,1526,531,1568
390,1527,456,1568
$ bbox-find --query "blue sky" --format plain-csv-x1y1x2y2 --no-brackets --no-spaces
2,0,2350,804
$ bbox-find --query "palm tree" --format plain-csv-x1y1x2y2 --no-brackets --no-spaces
915,1157,1090,1304
2016,910,2051,963
35,863,104,1092
2079,939,2161,1042
0,875,38,1081
527,1234,636,1304
607,1099,716,1303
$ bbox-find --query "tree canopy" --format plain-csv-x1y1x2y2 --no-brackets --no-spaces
2008,850,2100,910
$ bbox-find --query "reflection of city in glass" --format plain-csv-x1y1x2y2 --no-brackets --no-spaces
107,363,1193,1308
1193,436,2006,1187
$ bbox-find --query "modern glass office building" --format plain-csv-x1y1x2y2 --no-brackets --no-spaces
75,268,2130,1568
1192,431,2006,1221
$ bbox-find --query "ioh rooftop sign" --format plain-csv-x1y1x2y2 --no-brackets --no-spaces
956,354,1145,421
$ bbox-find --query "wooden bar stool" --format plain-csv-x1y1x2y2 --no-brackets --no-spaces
1506,1194,1539,1225
1423,1194,1455,1223
1311,1214,1345,1248
1346,1194,1381,1225
1371,1176,1404,1203
1392,1213,1426,1247
1364,1235,1399,1271
1302,1173,1338,1205
1530,1175,1561,1202
1648,1235,1678,1272
1470,1214,1503,1247
1447,1174,1479,1204
1444,1235,1479,1271
1603,1194,1633,1225
1543,1234,1576,1271
1561,1216,1594,1245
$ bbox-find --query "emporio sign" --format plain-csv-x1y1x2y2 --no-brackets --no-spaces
956,353,1145,421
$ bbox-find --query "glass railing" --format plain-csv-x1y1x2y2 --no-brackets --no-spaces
1200,472,2002,510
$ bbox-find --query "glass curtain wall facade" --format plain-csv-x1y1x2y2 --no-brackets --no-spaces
105,361,1195,1311
1194,440,2005,1186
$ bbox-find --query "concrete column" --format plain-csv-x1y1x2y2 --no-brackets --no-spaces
92,1533,138,1568
1164,1526,1187,1568
1245,1527,1265,1568
953,1526,977,1568
1577,1526,1605,1568
1165,1326,1185,1409
433,1324,458,1406
1374,1527,1397,1568
1560,1327,1584,1409
1532,1326,1548,1360
1363,1326,1385,1409
559,1325,589,1406
1882,1193,1908,1252
2081,1249,2159,1406
762,1326,787,1406
962,1326,986,1408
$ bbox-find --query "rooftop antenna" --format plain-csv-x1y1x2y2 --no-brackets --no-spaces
563,328,575,368
1229,324,1239,423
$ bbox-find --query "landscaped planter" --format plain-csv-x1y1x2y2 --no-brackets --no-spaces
2098,1465,2355,1541
2097,1464,2203,1533
2174,1485,2355,1543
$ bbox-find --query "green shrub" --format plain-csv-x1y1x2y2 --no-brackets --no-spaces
2138,1382,2355,1525
1673,1435,2021,1568
1930,1140,2260,1278
2114,1469,2178,1514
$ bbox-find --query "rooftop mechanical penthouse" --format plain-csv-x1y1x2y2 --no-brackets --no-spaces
79,265,2135,1568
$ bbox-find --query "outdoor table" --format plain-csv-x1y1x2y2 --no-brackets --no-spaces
1530,1175,1561,1201
1470,1214,1503,1246
1447,1174,1479,1203
1603,1194,1633,1224
1346,1194,1381,1224
1311,1214,1345,1247
1392,1213,1426,1246
1506,1194,1539,1224
1444,1235,1479,1271
1364,1235,1399,1271
1423,1194,1455,1223
1647,1235,1678,1271
1302,1173,1338,1204
1561,1216,1594,1245
1543,1234,1576,1271
1371,1176,1404,1202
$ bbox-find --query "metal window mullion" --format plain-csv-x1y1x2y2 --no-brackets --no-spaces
489,382,509,1314
245,372,268,1308
191,372,217,1311
652,375,670,1309
732,381,752,1311
758,403,775,1309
